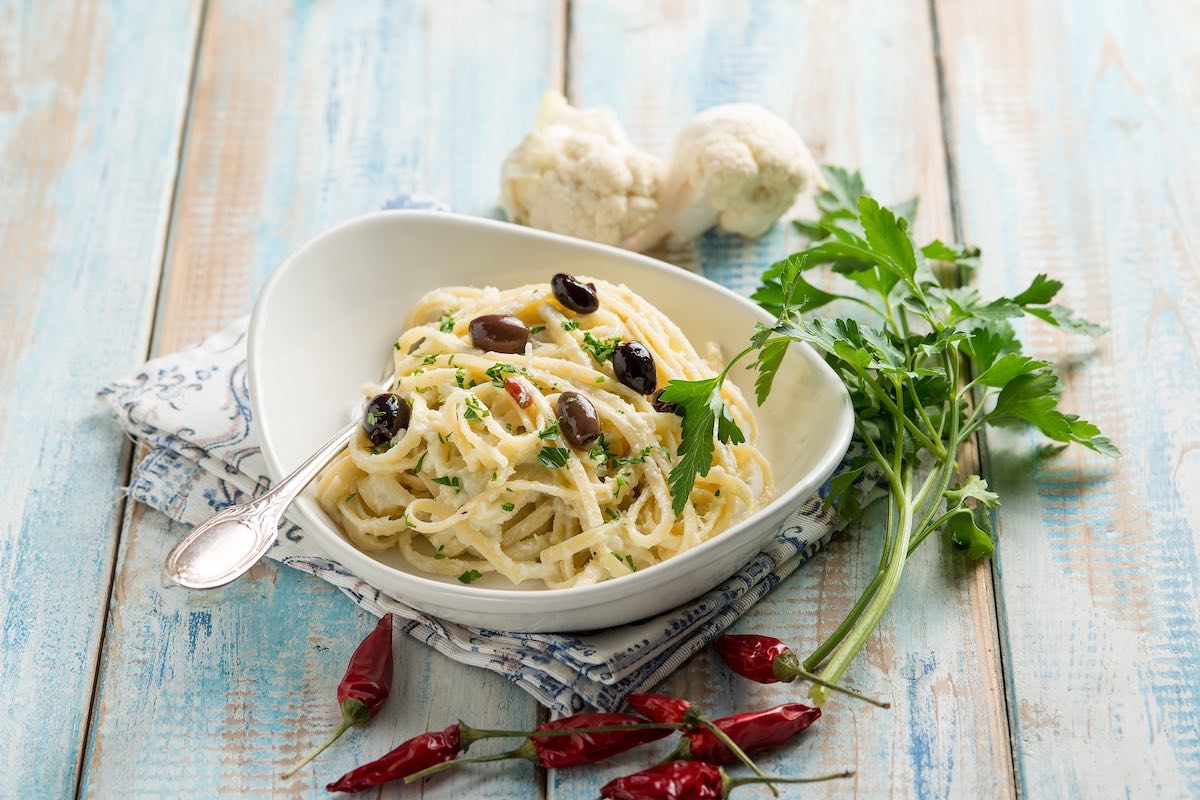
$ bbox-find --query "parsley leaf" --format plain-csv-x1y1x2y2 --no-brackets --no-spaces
409,452,427,475
501,502,515,512
588,432,612,462
537,447,571,468
561,319,579,331
581,331,621,364
989,372,1117,455
463,395,490,421
439,314,455,333
1011,273,1062,306
658,374,745,515
432,475,460,489
485,362,527,387
458,569,482,584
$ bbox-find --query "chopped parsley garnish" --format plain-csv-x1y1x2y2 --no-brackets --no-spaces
455,368,467,388
344,492,357,502
604,507,620,522
537,446,571,468
529,325,545,335
491,470,498,481
612,445,657,467
421,353,440,365
463,395,490,421
611,552,636,570
714,489,721,497
433,544,445,559
432,475,461,490
458,569,482,584
538,421,560,439
439,314,455,333
614,473,628,492
405,515,416,528
485,362,528,387
582,331,621,364
588,433,612,462
501,502,515,512
365,409,385,425
394,341,402,351
561,319,580,331
595,375,606,383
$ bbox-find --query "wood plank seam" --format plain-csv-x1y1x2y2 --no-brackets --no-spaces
927,0,1021,794
72,3,211,798
144,0,213,359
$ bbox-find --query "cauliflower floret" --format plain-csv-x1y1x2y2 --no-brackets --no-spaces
500,91,663,247
625,104,818,251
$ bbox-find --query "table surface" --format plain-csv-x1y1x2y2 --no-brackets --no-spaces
3,1,1198,797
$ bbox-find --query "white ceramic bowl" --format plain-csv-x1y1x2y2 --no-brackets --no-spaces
249,212,852,632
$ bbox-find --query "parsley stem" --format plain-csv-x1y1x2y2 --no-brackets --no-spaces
810,462,915,706
907,379,941,442
804,526,891,671
853,420,898,490
811,390,961,704
848,365,946,459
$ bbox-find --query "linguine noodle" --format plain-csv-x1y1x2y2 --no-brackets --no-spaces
315,278,771,588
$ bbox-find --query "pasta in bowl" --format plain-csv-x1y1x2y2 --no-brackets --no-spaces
315,278,771,588
249,211,852,631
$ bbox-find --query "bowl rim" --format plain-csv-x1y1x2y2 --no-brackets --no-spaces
249,210,853,604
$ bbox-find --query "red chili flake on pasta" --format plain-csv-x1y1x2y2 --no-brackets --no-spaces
504,377,532,408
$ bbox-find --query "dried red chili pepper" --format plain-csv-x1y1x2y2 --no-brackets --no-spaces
525,712,673,767
326,723,461,793
282,613,394,778
600,761,853,799
625,693,775,791
504,377,532,408
401,712,677,784
671,703,821,765
626,692,693,724
715,634,890,708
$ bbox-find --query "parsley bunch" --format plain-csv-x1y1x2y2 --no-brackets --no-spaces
660,166,1117,703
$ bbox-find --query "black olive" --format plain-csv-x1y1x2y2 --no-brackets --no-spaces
651,389,677,414
469,314,529,354
363,393,411,446
612,341,657,395
556,391,600,448
551,273,600,314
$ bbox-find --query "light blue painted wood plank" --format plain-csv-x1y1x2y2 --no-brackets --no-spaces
936,0,1200,796
79,1,564,797
0,1,202,797
554,2,1014,798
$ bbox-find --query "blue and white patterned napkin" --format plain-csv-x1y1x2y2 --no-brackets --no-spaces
98,196,869,714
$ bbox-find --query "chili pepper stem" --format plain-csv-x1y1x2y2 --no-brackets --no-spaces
725,769,855,793
280,717,356,779
696,719,778,798
459,721,680,746
406,721,682,784
403,745,529,783
774,652,890,708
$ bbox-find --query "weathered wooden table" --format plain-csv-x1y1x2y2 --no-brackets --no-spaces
4,1,1198,797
